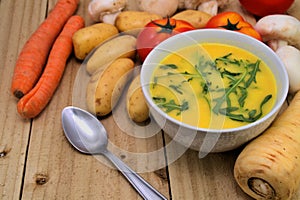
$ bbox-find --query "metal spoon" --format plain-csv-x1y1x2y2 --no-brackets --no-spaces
61,106,167,200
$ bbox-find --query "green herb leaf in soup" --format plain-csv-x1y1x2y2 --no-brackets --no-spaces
150,43,277,129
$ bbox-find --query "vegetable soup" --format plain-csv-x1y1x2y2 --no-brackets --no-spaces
150,43,277,129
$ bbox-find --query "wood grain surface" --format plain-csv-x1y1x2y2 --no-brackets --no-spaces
1,0,299,199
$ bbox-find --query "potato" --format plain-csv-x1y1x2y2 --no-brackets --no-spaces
86,34,136,75
126,75,149,123
115,11,162,35
72,23,119,60
86,58,135,116
172,10,212,29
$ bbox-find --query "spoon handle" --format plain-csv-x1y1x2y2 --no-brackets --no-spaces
102,150,168,200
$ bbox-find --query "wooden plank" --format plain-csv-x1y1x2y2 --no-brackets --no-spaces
165,118,300,200
21,57,169,199
166,142,252,199
20,1,170,199
0,0,48,199
3,0,299,199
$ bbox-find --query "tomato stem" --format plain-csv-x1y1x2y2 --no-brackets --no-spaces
152,17,177,34
219,19,241,31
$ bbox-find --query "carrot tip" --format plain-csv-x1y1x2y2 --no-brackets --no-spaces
14,90,24,99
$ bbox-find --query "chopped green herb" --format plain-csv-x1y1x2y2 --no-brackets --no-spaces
152,97,166,103
153,98,189,115
220,94,272,122
238,86,247,107
245,60,260,88
151,51,272,124
169,84,183,94
160,64,178,69
215,53,241,66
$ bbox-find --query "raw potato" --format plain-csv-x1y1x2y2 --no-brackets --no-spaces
172,10,212,29
72,23,119,60
126,75,149,123
86,58,135,116
86,34,136,75
115,11,162,34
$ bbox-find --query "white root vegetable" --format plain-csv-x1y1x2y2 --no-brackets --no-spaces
137,0,179,18
276,45,300,94
255,15,300,49
234,90,300,200
88,0,126,22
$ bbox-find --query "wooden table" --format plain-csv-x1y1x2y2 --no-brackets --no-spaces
1,1,299,199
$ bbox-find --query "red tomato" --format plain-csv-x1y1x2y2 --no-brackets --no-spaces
239,0,294,17
205,12,262,41
136,18,195,61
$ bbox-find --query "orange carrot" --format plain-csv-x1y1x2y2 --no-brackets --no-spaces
17,15,85,119
11,0,79,99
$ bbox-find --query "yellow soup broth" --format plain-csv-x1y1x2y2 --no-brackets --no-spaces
150,43,277,129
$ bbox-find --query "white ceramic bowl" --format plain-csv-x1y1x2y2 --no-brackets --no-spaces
140,29,289,153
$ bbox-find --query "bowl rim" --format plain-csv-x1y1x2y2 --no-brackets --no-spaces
141,29,289,133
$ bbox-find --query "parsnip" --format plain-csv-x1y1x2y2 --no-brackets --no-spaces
255,15,300,49
234,91,300,200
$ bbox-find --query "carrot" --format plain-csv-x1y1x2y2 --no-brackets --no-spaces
17,15,85,119
234,91,300,200
11,0,79,99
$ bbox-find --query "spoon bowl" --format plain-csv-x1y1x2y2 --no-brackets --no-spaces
62,107,107,154
61,106,167,200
